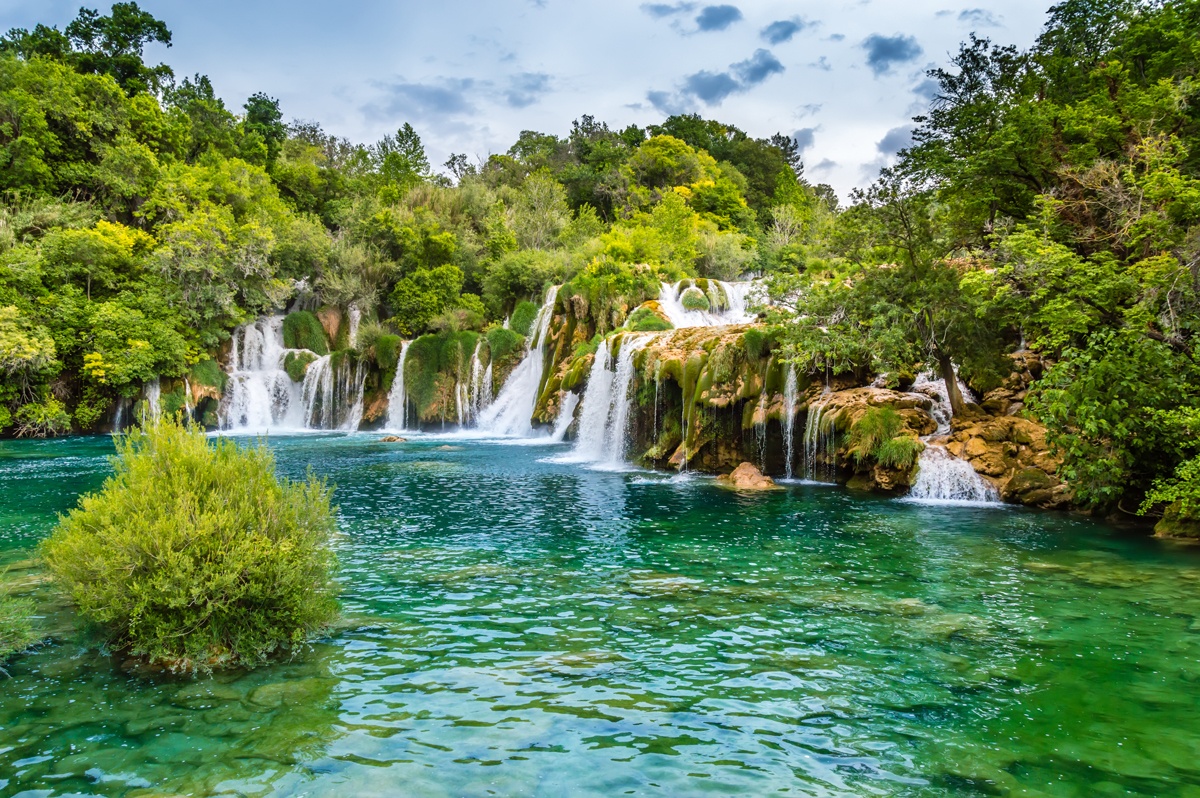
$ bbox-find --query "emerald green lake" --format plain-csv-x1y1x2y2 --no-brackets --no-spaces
2,434,1199,797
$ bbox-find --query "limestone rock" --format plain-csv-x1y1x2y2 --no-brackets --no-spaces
380,436,406,443
716,462,779,490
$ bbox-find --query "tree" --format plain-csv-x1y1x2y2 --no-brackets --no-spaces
3,3,174,96
243,92,285,167
371,123,430,194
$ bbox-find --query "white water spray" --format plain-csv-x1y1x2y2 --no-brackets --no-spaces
477,286,559,437
907,370,999,503
386,341,411,431
656,280,757,329
782,367,800,479
564,334,655,467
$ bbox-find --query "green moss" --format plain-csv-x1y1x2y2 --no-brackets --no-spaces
487,327,525,365
680,286,710,311
282,311,329,355
375,335,402,374
510,301,541,337
191,359,227,391
160,384,187,418
284,351,318,382
742,328,768,360
573,333,603,359
626,306,673,332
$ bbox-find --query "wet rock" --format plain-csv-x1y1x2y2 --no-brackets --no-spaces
1154,502,1200,539
379,435,406,443
716,462,779,490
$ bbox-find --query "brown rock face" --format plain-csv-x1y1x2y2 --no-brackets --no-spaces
945,415,1071,509
716,462,779,490
317,307,342,344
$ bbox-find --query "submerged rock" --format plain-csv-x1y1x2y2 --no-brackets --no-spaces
716,462,779,490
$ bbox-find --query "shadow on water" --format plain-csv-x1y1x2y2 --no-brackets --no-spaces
1,433,1199,796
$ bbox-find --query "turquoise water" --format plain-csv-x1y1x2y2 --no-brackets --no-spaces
2,434,1200,797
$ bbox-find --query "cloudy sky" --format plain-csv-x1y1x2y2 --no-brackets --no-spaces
1,0,1054,198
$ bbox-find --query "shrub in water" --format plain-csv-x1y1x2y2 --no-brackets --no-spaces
282,311,329,355
42,421,339,673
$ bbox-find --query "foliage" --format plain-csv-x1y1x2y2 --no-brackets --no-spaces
190,358,225,389
680,286,710,311
626,306,673,332
282,310,329,355
42,421,339,672
848,406,924,470
14,398,72,438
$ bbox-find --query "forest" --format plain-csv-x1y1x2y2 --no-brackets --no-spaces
1,0,1198,526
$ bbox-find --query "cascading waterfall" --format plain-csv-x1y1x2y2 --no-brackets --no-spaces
183,378,194,419
550,391,581,442
476,286,559,437
907,370,999,503
656,280,757,329
386,341,411,431
754,386,769,471
348,305,362,348
802,390,837,483
564,333,655,467
221,315,366,432
142,378,161,424
782,367,799,479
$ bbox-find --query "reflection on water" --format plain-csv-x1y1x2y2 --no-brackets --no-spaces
2,433,1199,796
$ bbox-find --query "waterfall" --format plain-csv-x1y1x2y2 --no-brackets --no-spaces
803,390,837,482
909,446,1000,503
221,316,304,430
183,378,194,418
754,387,768,471
477,286,559,437
656,280,757,329
907,369,998,503
782,367,799,479
385,341,411,431
550,391,581,442
142,378,161,425
468,341,492,421
112,396,129,432
221,315,365,432
348,305,362,347
564,334,655,467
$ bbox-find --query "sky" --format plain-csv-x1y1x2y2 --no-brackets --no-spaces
0,0,1055,199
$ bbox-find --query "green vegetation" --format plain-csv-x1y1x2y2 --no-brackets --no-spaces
509,301,541,337
41,421,338,672
283,350,318,382
848,407,924,470
626,306,673,333
763,0,1200,518
282,311,329,355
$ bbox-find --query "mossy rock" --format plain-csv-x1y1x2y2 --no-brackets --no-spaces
375,335,403,374
1154,502,1200,539
680,286,710,311
626,305,673,332
1008,467,1054,496
487,327,525,364
284,351,319,382
282,311,329,355
510,301,541,337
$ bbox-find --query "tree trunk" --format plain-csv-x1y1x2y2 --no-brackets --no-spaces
937,352,967,417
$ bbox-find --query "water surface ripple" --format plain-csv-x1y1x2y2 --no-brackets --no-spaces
1,434,1198,796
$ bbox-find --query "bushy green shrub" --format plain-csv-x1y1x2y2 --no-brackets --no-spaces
510,300,541,337
282,310,329,355
0,584,36,665
680,286,710,311
375,334,403,374
284,350,318,382
42,421,339,673
14,398,72,438
848,406,923,469
626,306,673,332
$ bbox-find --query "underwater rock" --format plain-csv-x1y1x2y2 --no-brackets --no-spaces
379,436,406,443
716,462,779,490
